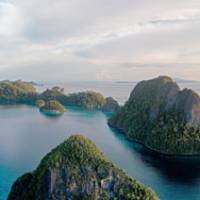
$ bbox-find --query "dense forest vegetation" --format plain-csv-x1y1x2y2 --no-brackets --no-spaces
39,100,65,114
109,76,200,155
39,88,106,110
8,135,159,200
0,80,37,104
0,81,119,112
64,91,106,109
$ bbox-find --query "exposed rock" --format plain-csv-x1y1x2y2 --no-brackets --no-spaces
102,97,120,113
7,135,159,200
129,76,180,121
109,76,200,155
175,89,200,125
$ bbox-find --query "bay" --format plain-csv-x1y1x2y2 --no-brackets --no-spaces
1,81,200,200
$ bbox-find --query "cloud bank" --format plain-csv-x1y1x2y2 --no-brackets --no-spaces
0,0,199,81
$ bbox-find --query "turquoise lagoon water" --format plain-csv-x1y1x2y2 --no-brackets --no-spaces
1,81,200,200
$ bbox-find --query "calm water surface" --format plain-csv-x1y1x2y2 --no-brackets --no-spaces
1,81,200,200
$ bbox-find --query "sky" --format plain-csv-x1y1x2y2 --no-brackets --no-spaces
0,0,200,82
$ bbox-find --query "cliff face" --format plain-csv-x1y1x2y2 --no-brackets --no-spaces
102,97,120,113
129,76,180,121
7,135,159,200
109,76,200,154
175,89,200,125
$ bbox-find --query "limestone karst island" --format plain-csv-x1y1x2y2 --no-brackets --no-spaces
8,135,159,200
109,76,200,155
0,1,199,200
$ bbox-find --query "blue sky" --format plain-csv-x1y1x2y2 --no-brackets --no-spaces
0,0,200,81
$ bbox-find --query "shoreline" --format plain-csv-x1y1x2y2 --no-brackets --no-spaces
109,124,200,158
40,109,64,116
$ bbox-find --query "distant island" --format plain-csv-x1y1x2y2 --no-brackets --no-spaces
39,88,120,112
174,78,200,83
109,76,200,155
0,80,37,104
0,81,119,113
0,79,41,86
7,135,159,200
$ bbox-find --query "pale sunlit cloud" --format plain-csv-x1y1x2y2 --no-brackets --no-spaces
0,0,199,81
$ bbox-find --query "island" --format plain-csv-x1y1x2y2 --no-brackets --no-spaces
65,91,106,110
0,80,120,113
109,76,200,155
0,80,37,104
39,100,65,116
39,88,115,111
39,87,68,103
7,135,159,200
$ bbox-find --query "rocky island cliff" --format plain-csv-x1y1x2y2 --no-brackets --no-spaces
7,135,159,200
109,76,200,155
102,97,120,113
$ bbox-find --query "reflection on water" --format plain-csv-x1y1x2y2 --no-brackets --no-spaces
110,128,200,200
138,147,200,184
112,127,200,181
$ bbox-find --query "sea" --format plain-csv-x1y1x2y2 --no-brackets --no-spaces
0,81,200,200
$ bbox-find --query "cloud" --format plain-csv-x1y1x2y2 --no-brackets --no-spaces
96,69,112,81
0,0,200,81
0,1,23,36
